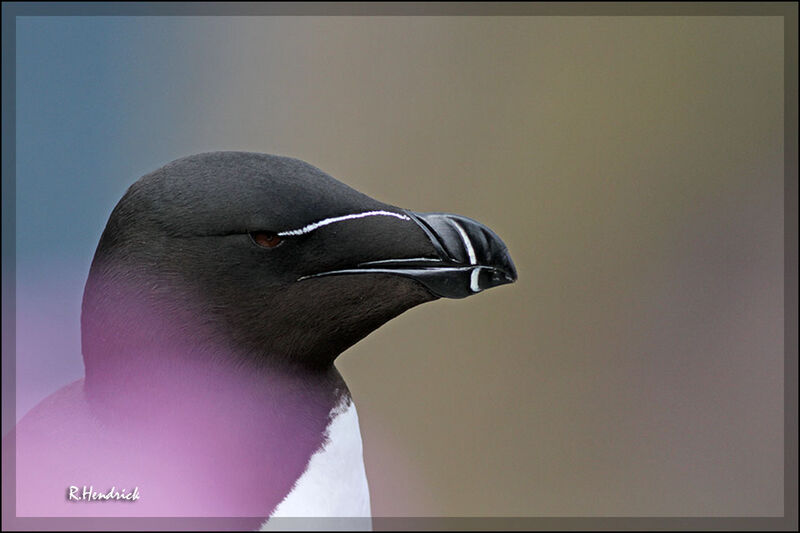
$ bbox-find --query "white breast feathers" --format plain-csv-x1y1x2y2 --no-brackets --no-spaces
261,399,372,531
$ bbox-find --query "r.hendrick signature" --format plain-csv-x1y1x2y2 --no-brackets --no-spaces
67,485,140,502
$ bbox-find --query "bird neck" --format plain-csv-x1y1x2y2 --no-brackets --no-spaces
84,346,350,439
80,268,351,430
80,352,354,521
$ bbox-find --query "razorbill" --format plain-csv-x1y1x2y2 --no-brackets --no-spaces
4,152,517,529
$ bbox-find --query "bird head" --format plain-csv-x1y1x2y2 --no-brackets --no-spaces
82,152,517,384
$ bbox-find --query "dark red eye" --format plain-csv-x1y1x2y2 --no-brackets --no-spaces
250,231,283,249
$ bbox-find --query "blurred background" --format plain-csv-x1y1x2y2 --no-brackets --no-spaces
13,15,783,516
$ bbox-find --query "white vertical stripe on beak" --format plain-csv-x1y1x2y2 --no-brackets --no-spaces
450,220,481,293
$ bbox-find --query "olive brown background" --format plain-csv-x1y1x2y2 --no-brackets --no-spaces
14,16,784,516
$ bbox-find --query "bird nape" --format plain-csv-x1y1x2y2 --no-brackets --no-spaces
6,152,517,529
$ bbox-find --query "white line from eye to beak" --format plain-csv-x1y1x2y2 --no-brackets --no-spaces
277,210,410,237
450,220,481,293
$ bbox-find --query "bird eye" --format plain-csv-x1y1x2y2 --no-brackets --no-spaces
249,231,283,249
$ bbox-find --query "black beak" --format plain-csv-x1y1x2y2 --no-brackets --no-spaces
299,210,517,299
